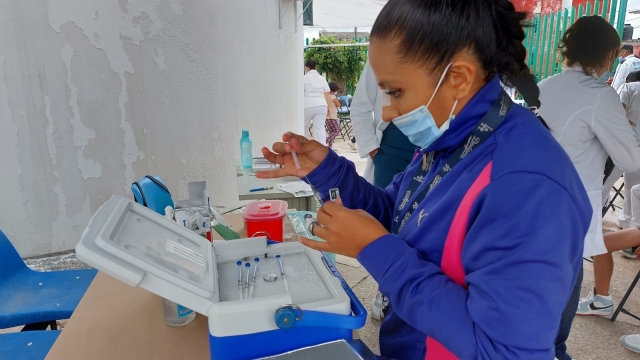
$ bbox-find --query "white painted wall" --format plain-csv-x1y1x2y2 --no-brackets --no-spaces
0,0,304,257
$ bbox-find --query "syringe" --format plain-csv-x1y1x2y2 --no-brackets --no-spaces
290,147,324,206
290,146,301,169
249,257,259,299
244,263,251,300
276,254,289,293
237,261,243,300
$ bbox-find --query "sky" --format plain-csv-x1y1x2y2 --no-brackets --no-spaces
303,0,640,40
626,0,640,33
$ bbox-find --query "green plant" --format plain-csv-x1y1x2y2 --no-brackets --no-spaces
304,36,366,95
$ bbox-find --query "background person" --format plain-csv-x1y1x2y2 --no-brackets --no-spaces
303,59,331,146
258,0,590,357
611,44,640,91
350,60,414,188
538,16,640,360
616,71,640,252
326,81,342,147
575,71,640,318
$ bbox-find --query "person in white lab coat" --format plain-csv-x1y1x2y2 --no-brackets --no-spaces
350,60,414,188
304,59,331,146
616,71,640,234
611,44,640,92
538,17,640,360
574,72,640,322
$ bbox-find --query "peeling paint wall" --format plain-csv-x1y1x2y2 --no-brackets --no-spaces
0,0,304,257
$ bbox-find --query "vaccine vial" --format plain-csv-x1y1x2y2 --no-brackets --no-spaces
162,298,196,326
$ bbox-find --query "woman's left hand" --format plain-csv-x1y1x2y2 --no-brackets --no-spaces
299,200,389,258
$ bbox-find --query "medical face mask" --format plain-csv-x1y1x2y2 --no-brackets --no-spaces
595,58,614,84
386,63,458,149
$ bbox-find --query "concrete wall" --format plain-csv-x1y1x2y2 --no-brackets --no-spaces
0,0,304,257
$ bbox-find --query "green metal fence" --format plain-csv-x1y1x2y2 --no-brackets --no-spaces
524,0,628,82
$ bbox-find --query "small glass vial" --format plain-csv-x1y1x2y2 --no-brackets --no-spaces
162,298,196,326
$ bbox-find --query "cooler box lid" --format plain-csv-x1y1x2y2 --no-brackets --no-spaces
243,200,288,221
76,195,219,315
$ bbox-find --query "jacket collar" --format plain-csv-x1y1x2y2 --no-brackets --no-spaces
423,76,503,153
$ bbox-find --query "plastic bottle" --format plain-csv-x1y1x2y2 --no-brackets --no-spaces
240,130,253,169
162,298,196,326
161,206,196,327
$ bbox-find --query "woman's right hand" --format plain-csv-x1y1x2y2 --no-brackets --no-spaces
255,132,329,179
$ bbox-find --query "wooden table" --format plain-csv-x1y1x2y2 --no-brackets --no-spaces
236,166,316,211
46,213,375,359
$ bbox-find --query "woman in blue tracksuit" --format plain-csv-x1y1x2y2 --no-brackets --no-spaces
258,0,591,358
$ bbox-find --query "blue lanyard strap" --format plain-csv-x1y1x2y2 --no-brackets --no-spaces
391,92,513,234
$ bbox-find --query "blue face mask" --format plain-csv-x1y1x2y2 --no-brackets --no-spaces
389,63,458,149
595,57,614,84
597,70,613,84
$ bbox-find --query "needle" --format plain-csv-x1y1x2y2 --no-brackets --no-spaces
237,261,243,300
249,258,259,299
276,254,289,293
244,263,250,300
290,147,301,170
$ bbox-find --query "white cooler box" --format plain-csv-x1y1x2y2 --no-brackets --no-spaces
76,196,367,360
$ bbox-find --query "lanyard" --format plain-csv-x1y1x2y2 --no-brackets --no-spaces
391,92,513,234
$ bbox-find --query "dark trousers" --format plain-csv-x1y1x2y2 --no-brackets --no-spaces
555,264,583,360
373,122,414,189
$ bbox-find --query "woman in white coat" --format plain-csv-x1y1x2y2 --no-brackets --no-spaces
303,59,332,146
538,16,640,360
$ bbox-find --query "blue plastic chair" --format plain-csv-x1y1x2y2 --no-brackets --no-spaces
0,229,97,330
0,330,61,360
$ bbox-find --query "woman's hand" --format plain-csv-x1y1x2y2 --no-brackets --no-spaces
255,133,329,179
299,200,389,258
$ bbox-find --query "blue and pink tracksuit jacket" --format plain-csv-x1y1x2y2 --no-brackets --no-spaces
305,77,591,359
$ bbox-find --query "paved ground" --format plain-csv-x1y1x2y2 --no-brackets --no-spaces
6,137,640,359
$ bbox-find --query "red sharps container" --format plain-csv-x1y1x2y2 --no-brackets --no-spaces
243,200,288,242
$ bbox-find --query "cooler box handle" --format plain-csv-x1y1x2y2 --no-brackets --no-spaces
279,253,367,330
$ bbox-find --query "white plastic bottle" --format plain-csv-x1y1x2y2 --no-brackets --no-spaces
162,298,196,326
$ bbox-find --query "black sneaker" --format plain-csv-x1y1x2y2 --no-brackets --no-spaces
621,247,638,259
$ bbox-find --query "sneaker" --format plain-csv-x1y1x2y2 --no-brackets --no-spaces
347,141,356,150
620,334,640,354
371,290,387,321
617,219,634,229
621,247,638,259
576,290,614,316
